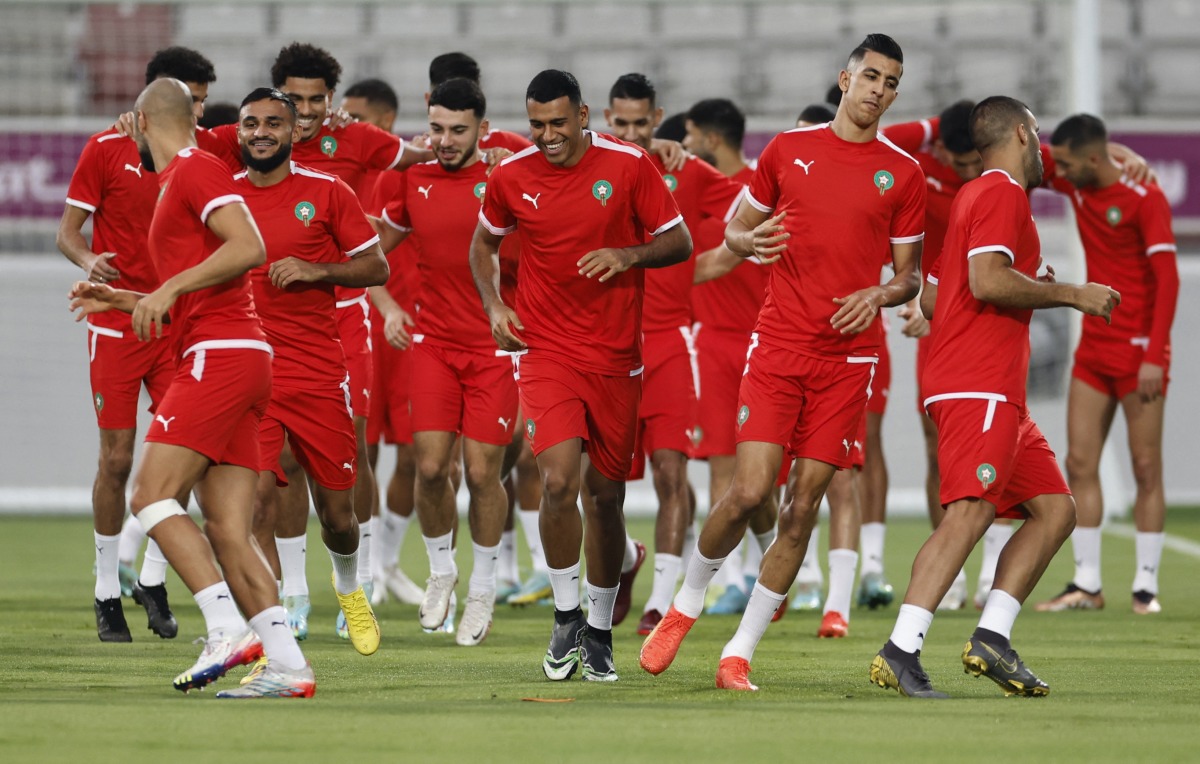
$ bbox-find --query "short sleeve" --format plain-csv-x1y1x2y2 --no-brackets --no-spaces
632,152,684,236
183,152,244,225
331,177,381,257
965,182,1026,263
880,118,936,154
196,126,243,173
478,162,517,235
746,135,782,213
360,123,405,172
890,165,927,244
693,158,746,224
65,138,106,212
1139,188,1177,257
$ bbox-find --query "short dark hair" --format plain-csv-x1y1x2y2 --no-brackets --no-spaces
825,83,843,107
240,87,298,121
429,52,481,87
198,102,239,129
939,99,976,154
145,46,216,86
847,33,904,67
271,42,342,91
1050,113,1108,152
343,78,399,113
687,98,745,149
429,77,487,119
655,113,688,142
969,95,1033,154
526,69,581,106
609,73,657,108
798,103,835,125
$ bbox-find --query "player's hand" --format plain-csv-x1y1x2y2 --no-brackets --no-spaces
897,302,930,338
746,212,789,263
409,132,432,151
85,252,121,283
326,108,354,130
650,139,688,172
1074,283,1121,324
132,285,177,341
383,306,414,350
578,248,633,282
269,257,327,289
1116,149,1156,185
1038,263,1057,283
483,147,513,175
114,112,135,137
68,281,118,320
488,304,527,351
831,286,885,335
1136,361,1165,403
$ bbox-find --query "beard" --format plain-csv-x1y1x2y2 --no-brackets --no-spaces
241,141,293,174
137,146,155,174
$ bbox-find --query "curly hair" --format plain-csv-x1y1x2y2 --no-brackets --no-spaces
271,42,342,91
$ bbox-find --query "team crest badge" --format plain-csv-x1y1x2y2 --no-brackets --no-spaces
525,418,536,440
592,180,613,207
688,426,704,447
1106,206,1122,226
873,170,894,196
737,405,750,427
320,135,338,158
93,393,104,412
663,174,678,192
473,182,486,199
294,201,316,227
976,463,997,492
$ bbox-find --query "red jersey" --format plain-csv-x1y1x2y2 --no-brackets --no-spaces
480,129,534,153
149,147,266,356
195,126,243,173
235,162,380,386
367,169,419,312
643,154,744,331
692,163,769,334
746,125,926,358
923,170,1040,407
1044,170,1177,366
478,131,683,375
65,130,161,333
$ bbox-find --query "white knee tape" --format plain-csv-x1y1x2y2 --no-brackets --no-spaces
137,498,188,535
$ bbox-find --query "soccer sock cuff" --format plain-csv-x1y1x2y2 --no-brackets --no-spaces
585,581,619,631
1071,525,1103,592
720,582,786,662
548,562,582,612
326,546,360,595
976,588,1022,640
468,542,501,596
645,553,682,615
859,522,886,576
889,604,934,654
673,549,727,619
94,532,122,600
423,531,457,577
194,581,246,638
824,548,858,619
356,517,374,584
754,528,776,557
138,539,169,587
249,605,306,672
1132,531,1165,594
275,535,309,598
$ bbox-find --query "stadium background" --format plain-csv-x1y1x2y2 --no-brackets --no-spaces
1,0,1197,517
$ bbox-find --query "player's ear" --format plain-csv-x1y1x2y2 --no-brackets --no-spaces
838,69,850,94
579,103,590,126
478,117,490,137
653,107,664,128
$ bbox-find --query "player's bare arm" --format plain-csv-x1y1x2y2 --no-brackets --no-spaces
969,250,1120,322
368,215,410,253
919,280,937,320
577,222,692,283
832,240,922,335
1108,142,1154,184
269,244,388,289
897,297,930,338
693,243,748,284
56,205,121,283
725,201,788,263
367,285,413,350
469,221,525,351
68,281,143,319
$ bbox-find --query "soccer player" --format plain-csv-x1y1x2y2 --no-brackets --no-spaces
234,87,386,659
375,78,520,645
69,79,314,698
603,75,745,636
470,69,691,681
869,96,1119,699
639,34,925,691
58,45,221,643
1035,114,1178,615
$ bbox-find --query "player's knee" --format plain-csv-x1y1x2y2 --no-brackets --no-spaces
463,459,501,494
540,470,579,510
723,482,773,522
1130,453,1162,494
97,447,135,484
1065,450,1099,483
777,498,818,541
415,454,451,487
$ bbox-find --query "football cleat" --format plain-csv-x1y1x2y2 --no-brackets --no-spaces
216,660,315,699
1034,583,1104,612
494,578,521,604
974,582,992,610
869,641,949,699
455,592,495,646
543,607,586,681
612,540,646,627
419,573,458,631
239,655,269,686
715,657,758,691
707,581,750,615
938,577,968,611
817,611,848,638
856,572,895,610
789,581,823,611
335,582,374,640
282,594,311,641
962,635,1049,697
506,571,553,607
636,608,663,636
381,564,425,605
118,561,138,599
1132,590,1162,615
638,606,697,675
132,582,178,639
580,626,618,682
173,629,263,692
94,597,132,643
334,582,381,656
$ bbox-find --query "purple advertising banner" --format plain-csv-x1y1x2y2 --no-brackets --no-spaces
1,127,1197,222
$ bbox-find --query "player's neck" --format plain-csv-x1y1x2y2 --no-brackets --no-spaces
560,131,592,168
247,161,291,188
714,147,747,177
152,131,196,172
829,112,879,144
1093,158,1123,189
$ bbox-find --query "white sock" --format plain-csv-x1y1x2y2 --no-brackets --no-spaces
680,521,698,573
1132,531,1165,594
859,522,886,576
720,582,786,661
276,535,309,598
498,529,519,584
194,581,246,638
356,517,374,585
742,532,763,577
976,588,1022,639
796,528,823,585
548,561,581,612
378,510,409,570
469,541,500,597
585,581,619,631
249,606,306,671
754,529,776,558
117,514,145,565
673,549,727,618
717,541,744,589
94,531,121,600
423,531,456,577
621,534,640,574
645,553,682,615
978,523,1013,591
1071,526,1103,592
824,548,858,620
139,539,168,587
327,546,360,595
517,509,549,573
889,604,934,653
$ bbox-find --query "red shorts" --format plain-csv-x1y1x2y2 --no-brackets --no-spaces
628,326,699,480
1072,341,1170,400
86,323,176,430
145,344,272,471
366,315,413,446
736,336,875,470
694,326,752,459
866,334,891,416
259,378,357,490
916,334,932,415
515,353,641,482
929,396,1070,519
337,294,373,418
410,342,519,447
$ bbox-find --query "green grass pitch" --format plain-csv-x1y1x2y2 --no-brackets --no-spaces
2,509,1198,763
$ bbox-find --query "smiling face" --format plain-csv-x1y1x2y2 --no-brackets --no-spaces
280,76,331,141
838,50,902,129
527,96,589,167
238,97,298,174
429,104,485,172
604,97,661,152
